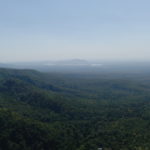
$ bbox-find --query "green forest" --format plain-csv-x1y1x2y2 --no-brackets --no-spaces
0,68,150,150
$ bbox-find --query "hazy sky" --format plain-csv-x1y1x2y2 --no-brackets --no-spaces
0,0,150,62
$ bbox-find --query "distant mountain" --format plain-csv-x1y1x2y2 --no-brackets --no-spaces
0,59,103,72
0,63,12,68
45,59,90,66
1,60,150,74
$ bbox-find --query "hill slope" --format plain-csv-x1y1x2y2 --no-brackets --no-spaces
0,68,150,150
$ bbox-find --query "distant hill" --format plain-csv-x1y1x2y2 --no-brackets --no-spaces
49,59,90,65
1,60,150,74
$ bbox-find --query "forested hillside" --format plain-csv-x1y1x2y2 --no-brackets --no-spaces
0,68,150,150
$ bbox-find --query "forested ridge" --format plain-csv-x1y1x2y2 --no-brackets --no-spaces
0,68,150,150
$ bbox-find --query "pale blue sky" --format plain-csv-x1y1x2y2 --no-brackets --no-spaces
0,0,150,62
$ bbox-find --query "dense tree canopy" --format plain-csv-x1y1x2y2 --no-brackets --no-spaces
0,68,150,150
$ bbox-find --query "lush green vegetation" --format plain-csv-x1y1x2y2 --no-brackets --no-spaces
0,68,150,150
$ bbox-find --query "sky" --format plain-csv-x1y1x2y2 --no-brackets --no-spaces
0,0,150,62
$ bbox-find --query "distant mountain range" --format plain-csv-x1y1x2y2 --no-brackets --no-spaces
44,59,91,66
0,59,103,72
1,60,150,74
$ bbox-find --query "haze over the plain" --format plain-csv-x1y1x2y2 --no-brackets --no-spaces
0,0,150,62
